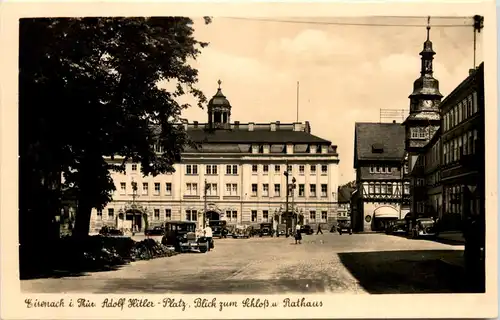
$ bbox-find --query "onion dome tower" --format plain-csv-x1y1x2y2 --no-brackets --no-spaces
403,17,443,153
207,80,231,129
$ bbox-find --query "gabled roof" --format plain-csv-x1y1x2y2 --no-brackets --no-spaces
354,122,405,163
338,186,355,203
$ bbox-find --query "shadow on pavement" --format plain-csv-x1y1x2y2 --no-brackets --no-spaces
338,250,481,294
20,265,124,280
386,233,465,246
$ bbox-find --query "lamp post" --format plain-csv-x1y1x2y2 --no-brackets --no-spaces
284,163,290,226
131,180,138,234
291,177,297,231
203,179,209,229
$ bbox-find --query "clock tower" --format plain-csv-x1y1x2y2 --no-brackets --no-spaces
403,17,443,154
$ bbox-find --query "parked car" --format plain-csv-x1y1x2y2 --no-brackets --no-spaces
209,220,228,239
259,223,274,237
232,225,251,238
145,226,164,236
337,220,352,235
161,221,211,253
99,226,124,236
385,219,408,235
411,217,438,238
300,225,314,235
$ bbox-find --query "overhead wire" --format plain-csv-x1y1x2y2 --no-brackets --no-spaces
225,17,473,28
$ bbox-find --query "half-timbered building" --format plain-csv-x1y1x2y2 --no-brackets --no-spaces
352,121,410,232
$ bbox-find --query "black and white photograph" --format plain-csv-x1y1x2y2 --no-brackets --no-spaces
1,2,497,319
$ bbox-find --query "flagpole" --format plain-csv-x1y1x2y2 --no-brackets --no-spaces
296,81,299,122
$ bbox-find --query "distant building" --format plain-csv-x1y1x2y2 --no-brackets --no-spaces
337,185,354,219
88,81,340,233
352,122,410,232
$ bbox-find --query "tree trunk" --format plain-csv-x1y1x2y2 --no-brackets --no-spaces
73,200,92,239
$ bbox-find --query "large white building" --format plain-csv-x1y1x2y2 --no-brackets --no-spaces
89,82,340,233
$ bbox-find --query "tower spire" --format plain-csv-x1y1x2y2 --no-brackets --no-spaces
426,16,431,41
217,79,222,90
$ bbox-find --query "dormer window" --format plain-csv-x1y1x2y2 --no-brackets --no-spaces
263,144,270,154
321,145,328,154
309,145,317,154
252,145,259,154
371,143,384,154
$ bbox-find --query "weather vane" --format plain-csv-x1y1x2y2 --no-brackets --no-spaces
426,16,431,40
217,79,222,89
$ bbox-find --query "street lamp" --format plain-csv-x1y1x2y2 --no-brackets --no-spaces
131,179,138,234
291,176,297,231
203,179,209,229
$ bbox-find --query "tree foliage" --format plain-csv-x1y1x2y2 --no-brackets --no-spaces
19,17,210,238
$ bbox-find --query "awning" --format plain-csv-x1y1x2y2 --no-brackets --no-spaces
373,206,399,219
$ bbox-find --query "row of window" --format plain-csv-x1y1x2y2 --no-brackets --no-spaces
97,208,173,220
442,129,478,165
252,164,328,175
425,140,441,168
250,183,329,198
128,163,329,176
118,181,331,198
96,208,332,223
426,170,441,187
410,127,434,140
443,92,478,132
366,182,410,196
368,166,395,174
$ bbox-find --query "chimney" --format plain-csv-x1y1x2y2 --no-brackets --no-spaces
248,122,255,131
469,68,476,76
275,121,280,130
392,120,396,124
234,121,240,129
193,121,198,128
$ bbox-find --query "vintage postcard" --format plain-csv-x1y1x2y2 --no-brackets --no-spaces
0,0,497,319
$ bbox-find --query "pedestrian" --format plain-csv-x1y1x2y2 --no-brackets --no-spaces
295,223,302,244
203,225,213,251
316,224,323,235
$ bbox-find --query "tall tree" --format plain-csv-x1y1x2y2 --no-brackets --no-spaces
19,17,211,240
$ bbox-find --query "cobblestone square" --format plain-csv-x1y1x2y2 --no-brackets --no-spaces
21,233,465,294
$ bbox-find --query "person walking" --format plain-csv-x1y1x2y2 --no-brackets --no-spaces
316,224,323,235
203,225,213,251
295,223,302,244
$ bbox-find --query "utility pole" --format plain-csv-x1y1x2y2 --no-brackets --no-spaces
473,15,484,68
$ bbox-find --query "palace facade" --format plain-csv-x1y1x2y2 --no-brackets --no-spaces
88,82,340,233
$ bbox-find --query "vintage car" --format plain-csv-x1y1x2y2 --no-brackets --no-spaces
161,221,211,253
259,223,274,237
144,226,164,236
385,219,408,235
337,219,352,235
99,226,124,236
209,220,228,239
411,217,438,238
300,225,314,235
232,225,251,238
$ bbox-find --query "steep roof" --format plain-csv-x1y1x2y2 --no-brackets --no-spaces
186,127,332,144
354,122,405,162
338,186,355,203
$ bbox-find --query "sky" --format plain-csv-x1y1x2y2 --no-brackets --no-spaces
162,16,483,185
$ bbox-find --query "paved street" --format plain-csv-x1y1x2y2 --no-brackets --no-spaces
21,233,466,294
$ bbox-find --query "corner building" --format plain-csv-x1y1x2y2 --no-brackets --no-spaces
89,82,340,233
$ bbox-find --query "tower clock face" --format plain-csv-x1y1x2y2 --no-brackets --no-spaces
423,100,433,109
424,60,432,72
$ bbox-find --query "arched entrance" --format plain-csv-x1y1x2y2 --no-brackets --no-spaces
119,204,147,232
373,206,399,231
205,210,220,221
